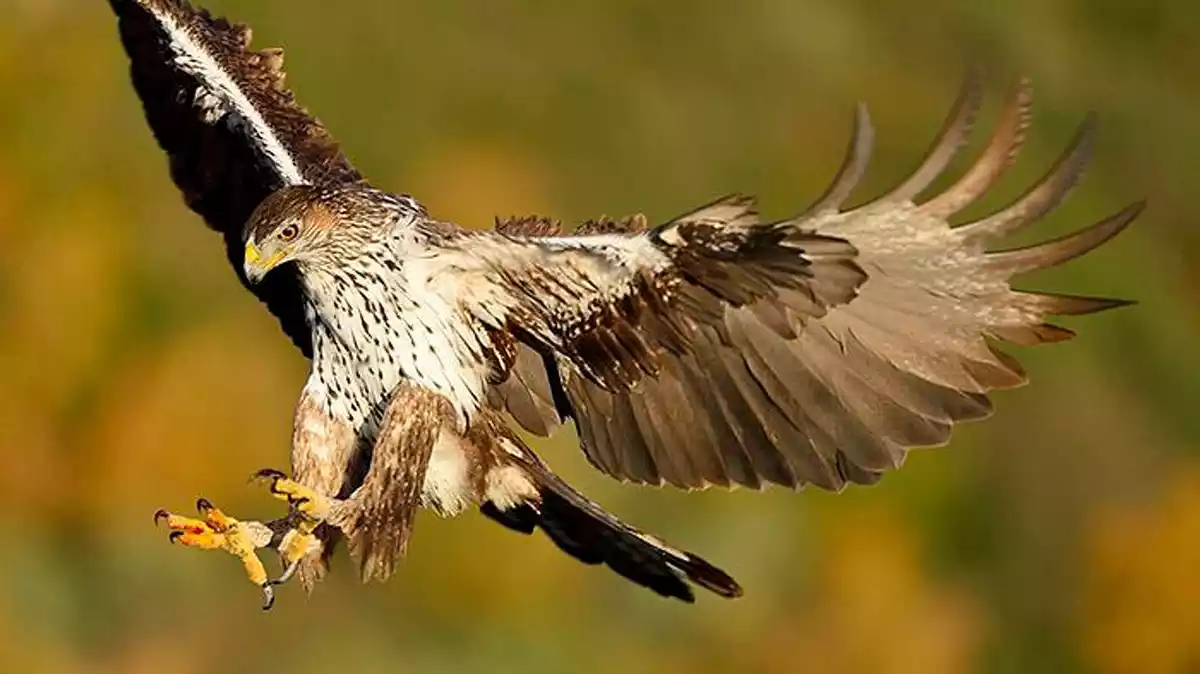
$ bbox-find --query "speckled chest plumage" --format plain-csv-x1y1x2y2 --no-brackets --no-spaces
300,230,494,446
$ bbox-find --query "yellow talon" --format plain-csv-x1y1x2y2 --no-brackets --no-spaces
154,499,275,608
197,497,235,530
156,472,334,609
253,468,331,521
247,468,332,592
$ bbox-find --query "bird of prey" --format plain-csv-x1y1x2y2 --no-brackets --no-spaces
110,0,1138,609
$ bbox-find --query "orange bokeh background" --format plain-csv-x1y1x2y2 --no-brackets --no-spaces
0,1,1196,672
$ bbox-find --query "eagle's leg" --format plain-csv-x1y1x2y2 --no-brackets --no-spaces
153,498,279,609
251,468,328,585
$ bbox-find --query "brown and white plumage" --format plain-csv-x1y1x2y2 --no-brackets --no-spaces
475,78,1137,492
110,0,1136,603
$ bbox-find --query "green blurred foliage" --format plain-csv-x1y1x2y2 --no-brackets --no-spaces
0,1,1197,673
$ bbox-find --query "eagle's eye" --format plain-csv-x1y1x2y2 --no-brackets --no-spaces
278,223,300,242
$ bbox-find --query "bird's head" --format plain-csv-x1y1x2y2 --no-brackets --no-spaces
242,185,386,283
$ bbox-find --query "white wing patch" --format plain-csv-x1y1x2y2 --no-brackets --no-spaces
531,233,672,277
147,2,306,185
424,232,673,342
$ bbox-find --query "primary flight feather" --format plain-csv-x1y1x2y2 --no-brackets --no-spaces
110,0,1137,607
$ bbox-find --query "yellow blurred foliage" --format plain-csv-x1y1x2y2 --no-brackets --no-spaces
1081,466,1200,674
756,505,983,674
82,308,299,528
406,142,557,231
0,2,1195,673
2,194,128,407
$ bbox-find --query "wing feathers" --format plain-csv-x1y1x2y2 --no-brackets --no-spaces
728,316,852,483
982,200,1143,275
804,103,875,215
706,341,805,487
109,0,362,355
1012,291,1135,317
495,215,564,237
877,70,985,204
656,357,730,485
673,352,757,487
956,114,1096,244
486,344,562,436
667,194,760,229
481,74,1134,492
922,78,1033,218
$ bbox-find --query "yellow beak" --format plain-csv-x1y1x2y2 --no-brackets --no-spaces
243,242,285,283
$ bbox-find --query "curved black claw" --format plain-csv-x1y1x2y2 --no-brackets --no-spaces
196,498,215,513
168,530,184,544
253,468,287,482
252,469,289,496
261,582,276,611
153,509,169,526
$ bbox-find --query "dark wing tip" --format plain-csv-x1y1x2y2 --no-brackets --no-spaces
921,75,1035,218
956,113,1099,245
984,199,1142,276
1105,297,1138,311
1037,292,1137,316
679,553,744,599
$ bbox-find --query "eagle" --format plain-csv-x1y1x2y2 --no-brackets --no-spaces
110,0,1139,609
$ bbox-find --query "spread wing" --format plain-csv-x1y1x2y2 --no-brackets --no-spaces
108,0,363,354
466,75,1138,491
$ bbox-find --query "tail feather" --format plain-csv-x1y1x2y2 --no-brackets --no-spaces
481,466,742,602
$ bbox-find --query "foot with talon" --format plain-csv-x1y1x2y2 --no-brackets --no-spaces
153,499,279,609
154,471,336,608
251,468,331,585
253,468,331,523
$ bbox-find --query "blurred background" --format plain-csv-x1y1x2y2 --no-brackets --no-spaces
0,1,1197,672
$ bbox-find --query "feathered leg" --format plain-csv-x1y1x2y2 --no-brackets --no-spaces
252,381,449,597
326,382,450,582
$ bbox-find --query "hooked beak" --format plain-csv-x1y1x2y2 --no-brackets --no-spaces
243,242,285,284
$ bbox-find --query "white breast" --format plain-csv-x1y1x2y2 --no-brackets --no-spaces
304,247,494,442
389,292,492,426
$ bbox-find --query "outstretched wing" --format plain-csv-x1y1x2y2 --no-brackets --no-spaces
468,75,1138,491
108,0,363,354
